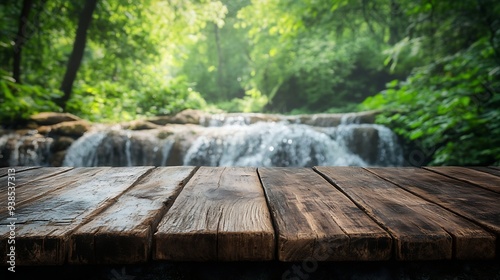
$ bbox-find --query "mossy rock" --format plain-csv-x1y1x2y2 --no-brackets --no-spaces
121,120,160,130
30,112,81,126
51,136,75,152
51,120,91,137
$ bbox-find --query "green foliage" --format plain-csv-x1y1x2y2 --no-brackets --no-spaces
216,88,268,113
234,0,399,112
0,70,61,122
1,0,499,166
363,39,500,165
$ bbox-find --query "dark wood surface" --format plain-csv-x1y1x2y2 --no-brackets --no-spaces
424,166,500,194
469,166,500,177
1,166,499,265
317,167,495,260
259,167,391,261
155,167,275,261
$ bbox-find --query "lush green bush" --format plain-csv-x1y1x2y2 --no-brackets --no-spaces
362,39,500,165
0,70,62,123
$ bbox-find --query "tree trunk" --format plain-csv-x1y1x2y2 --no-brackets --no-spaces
13,0,34,84
58,0,98,110
389,0,402,45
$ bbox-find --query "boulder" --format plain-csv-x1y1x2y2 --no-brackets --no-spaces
51,136,74,152
121,120,160,130
36,125,52,135
50,151,67,167
51,120,91,137
171,109,207,124
343,126,380,164
148,110,208,126
30,112,81,126
147,116,174,126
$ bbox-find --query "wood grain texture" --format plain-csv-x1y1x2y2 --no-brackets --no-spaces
0,167,152,265
69,167,197,264
259,167,392,261
366,167,498,259
489,166,500,171
0,166,40,177
0,167,72,192
424,166,500,194
0,166,72,192
316,166,495,260
155,167,275,261
468,167,500,177
0,168,103,215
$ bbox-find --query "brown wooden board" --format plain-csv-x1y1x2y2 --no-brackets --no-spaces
424,166,500,194
155,167,275,261
0,168,103,215
488,166,500,171
366,167,498,259
258,167,392,262
69,167,197,264
469,167,500,177
0,166,40,177
0,167,152,265
316,167,495,260
0,167,72,191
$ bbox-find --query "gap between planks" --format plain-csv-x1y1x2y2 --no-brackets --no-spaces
315,166,495,260
364,167,499,259
0,167,154,265
69,166,198,264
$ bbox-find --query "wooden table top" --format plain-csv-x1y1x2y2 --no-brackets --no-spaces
1,166,499,265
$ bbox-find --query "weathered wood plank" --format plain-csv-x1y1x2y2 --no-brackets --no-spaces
424,166,500,194
367,167,500,233
0,166,40,177
488,166,500,171
258,167,392,261
0,167,72,191
316,166,495,260
366,167,498,258
0,167,152,265
468,167,500,177
0,168,103,215
155,167,275,261
69,166,197,264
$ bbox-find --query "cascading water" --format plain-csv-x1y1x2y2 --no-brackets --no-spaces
0,131,53,166
60,112,403,167
62,127,175,167
0,111,404,167
183,123,368,166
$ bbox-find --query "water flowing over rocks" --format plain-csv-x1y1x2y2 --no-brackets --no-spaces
0,110,403,167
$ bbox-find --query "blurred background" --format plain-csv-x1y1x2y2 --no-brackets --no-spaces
0,0,499,166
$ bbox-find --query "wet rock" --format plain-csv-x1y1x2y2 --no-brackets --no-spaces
0,133,53,167
51,120,91,137
171,109,208,124
30,112,81,126
36,125,52,135
297,114,343,127
353,110,380,124
50,151,67,167
148,110,208,126
51,136,74,152
147,116,174,126
343,126,380,164
121,120,160,130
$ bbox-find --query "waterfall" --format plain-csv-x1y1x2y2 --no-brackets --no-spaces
0,131,53,166
62,127,174,167
0,111,403,168
183,123,369,167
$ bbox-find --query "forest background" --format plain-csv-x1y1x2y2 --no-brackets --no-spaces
0,0,499,165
